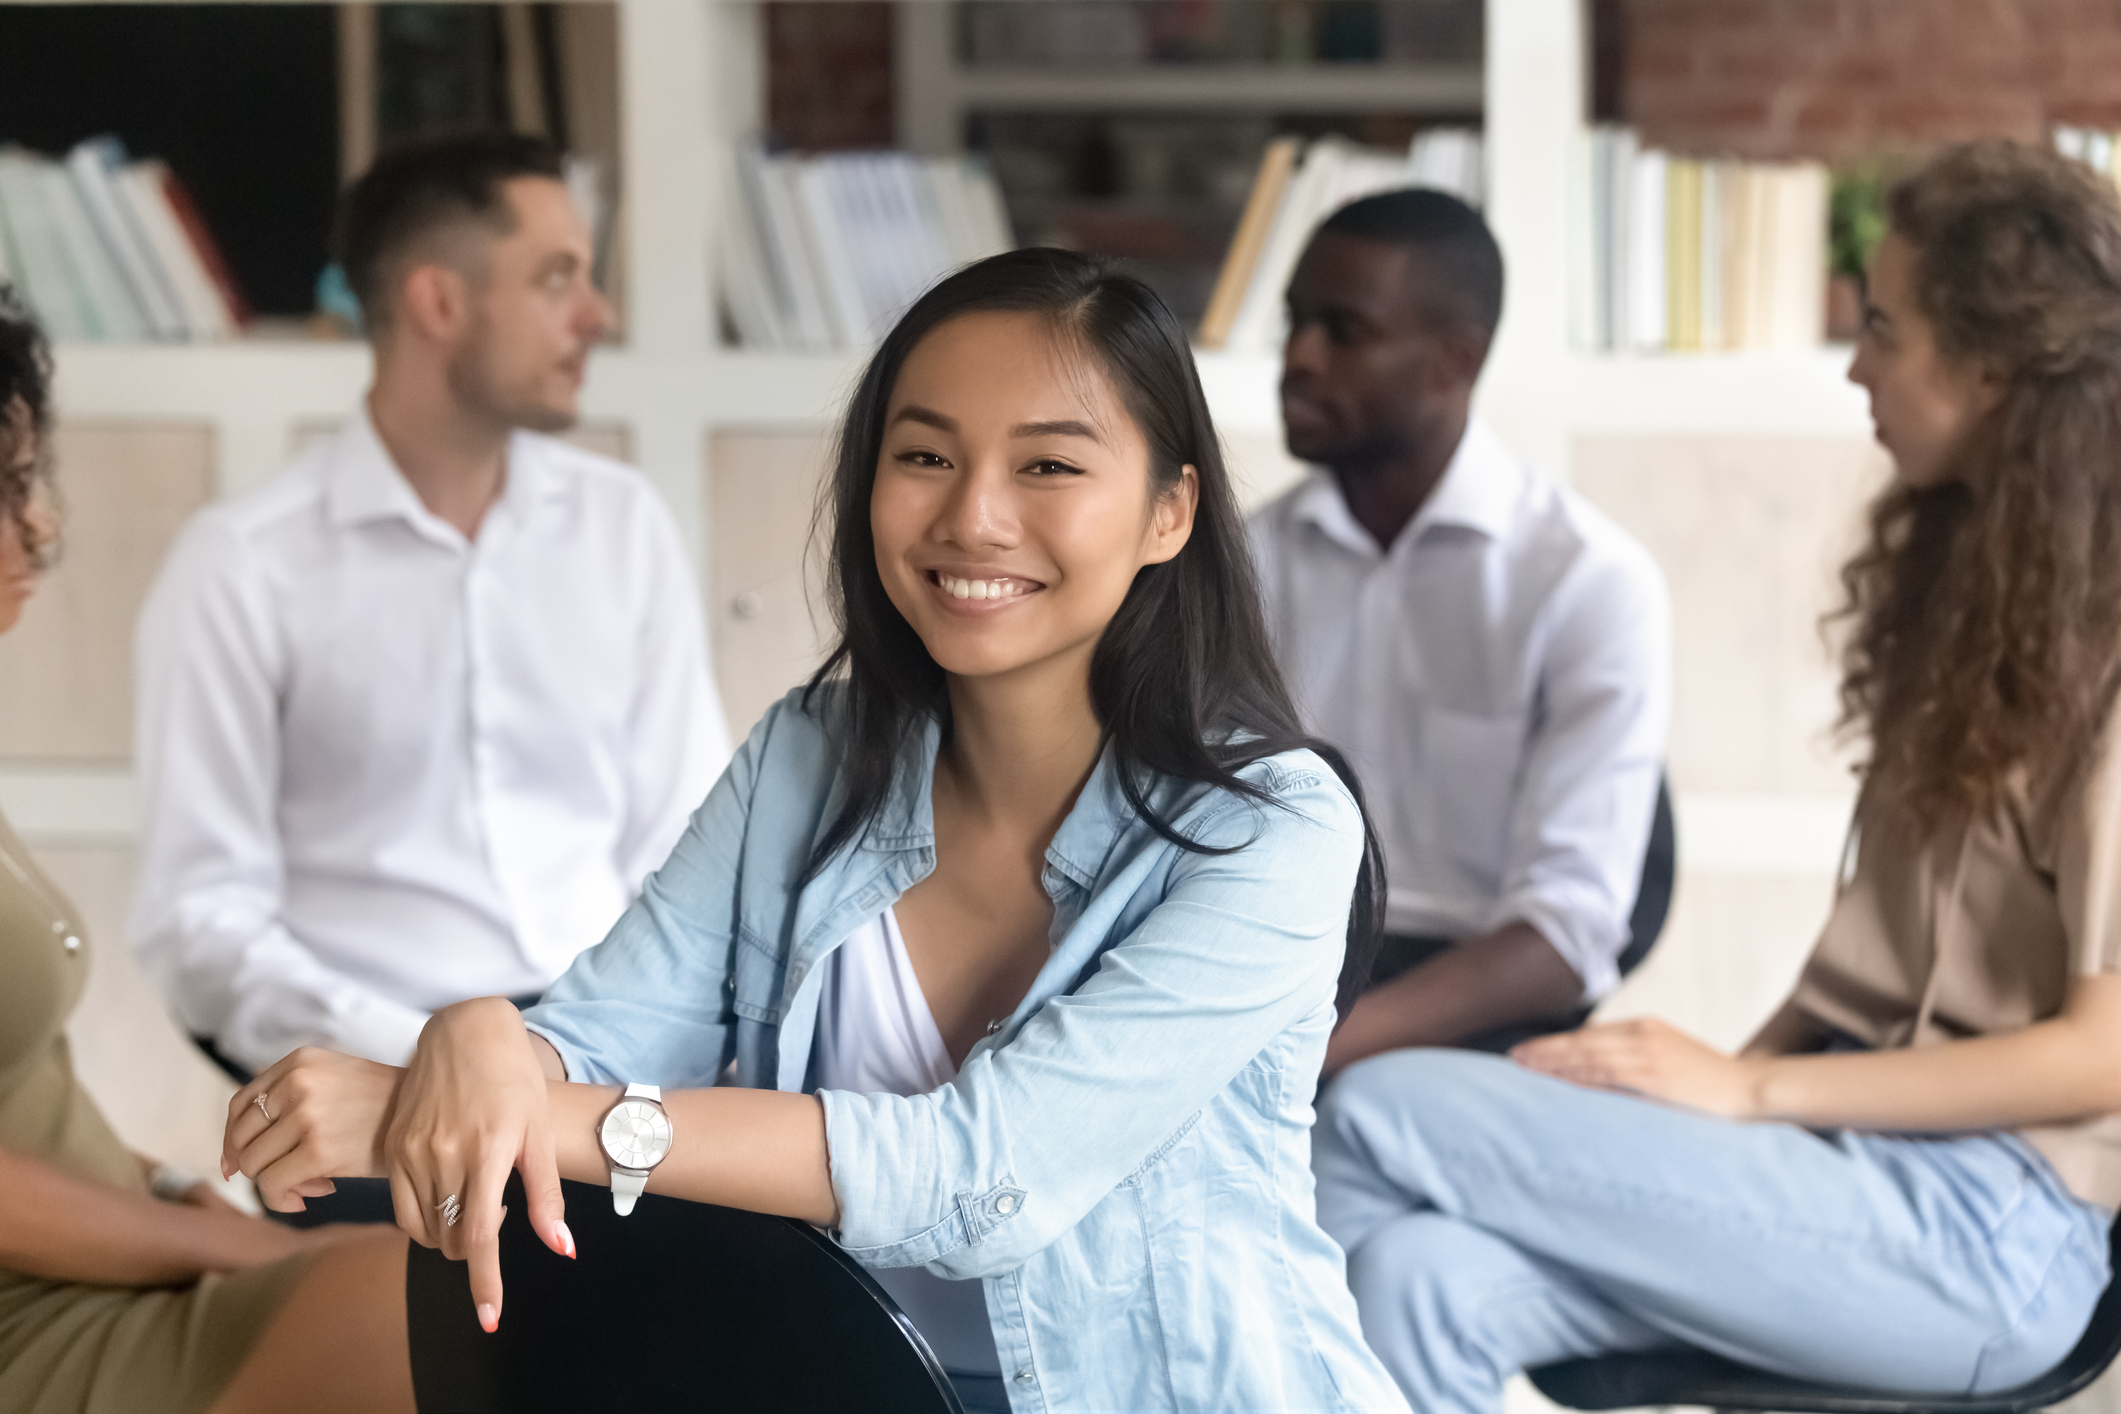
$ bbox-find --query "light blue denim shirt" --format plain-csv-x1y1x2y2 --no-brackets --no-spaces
523,685,1409,1413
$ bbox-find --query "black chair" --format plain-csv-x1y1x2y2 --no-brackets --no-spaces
1616,771,1677,979
405,1175,963,1413
1529,1221,2121,1414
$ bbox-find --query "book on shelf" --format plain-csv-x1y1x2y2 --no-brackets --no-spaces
1575,126,1828,354
1198,126,1484,353
719,145,1016,351
0,138,249,343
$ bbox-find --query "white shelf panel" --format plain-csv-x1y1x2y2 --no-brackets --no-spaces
52,342,371,422
0,767,136,842
0,759,1857,877
1560,346,1871,437
47,343,1871,442
944,62,1483,113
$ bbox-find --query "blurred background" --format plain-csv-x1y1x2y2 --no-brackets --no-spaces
0,3,2112,1406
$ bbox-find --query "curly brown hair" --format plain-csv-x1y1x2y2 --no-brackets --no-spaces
0,282,53,567
1836,140,2121,831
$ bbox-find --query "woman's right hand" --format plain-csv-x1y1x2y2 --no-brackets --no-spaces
385,997,573,1332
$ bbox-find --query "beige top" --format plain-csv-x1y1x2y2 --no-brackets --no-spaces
1791,702,2121,1210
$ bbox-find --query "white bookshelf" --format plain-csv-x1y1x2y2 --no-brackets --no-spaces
30,0,1872,515
892,3,1483,153
17,0,1873,857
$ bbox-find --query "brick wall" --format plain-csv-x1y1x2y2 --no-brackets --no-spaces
767,2,895,152
1610,0,2121,161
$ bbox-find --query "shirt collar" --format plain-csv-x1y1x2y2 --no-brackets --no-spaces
864,713,1126,892
1292,417,1523,556
325,405,560,536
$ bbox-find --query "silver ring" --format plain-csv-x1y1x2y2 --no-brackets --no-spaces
437,1193,462,1228
253,1093,272,1123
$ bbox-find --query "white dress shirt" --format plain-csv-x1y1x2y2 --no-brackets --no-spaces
131,410,731,1072
1248,418,1671,1001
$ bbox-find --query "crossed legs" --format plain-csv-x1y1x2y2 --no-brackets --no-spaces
1312,1049,2110,1414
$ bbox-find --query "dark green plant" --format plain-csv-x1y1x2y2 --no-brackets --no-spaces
1831,162,1893,281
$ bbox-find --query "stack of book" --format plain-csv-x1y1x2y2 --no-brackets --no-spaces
0,138,248,343
1197,128,1483,352
719,146,1016,351
1573,127,1828,354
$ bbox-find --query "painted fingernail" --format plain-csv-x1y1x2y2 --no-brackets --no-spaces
220,1159,233,1181
477,1303,498,1334
554,1221,576,1258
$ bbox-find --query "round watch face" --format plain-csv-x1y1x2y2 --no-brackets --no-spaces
599,1099,673,1171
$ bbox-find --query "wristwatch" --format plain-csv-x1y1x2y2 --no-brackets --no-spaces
597,1083,674,1216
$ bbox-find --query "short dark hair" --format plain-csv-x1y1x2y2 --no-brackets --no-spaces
0,282,53,563
1318,187,1505,337
335,129,565,329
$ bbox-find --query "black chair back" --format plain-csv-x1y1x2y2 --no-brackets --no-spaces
1617,773,1676,978
1529,1220,2121,1414
405,1175,963,1413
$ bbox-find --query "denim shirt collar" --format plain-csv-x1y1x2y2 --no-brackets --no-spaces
859,713,1130,894
773,715,1135,1089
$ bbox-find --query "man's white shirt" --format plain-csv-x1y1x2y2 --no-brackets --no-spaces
1248,419,1671,1002
131,411,732,1072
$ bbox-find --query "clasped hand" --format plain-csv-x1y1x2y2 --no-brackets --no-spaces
220,997,575,1331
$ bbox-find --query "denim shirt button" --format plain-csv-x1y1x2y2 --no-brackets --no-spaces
1014,1368,1036,1385
994,1192,1018,1215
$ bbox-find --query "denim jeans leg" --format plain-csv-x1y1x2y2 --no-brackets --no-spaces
1313,1048,2109,1399
1341,1208,1671,1414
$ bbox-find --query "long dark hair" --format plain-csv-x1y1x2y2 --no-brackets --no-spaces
802,248,1383,1017
0,282,54,566
1835,140,2121,831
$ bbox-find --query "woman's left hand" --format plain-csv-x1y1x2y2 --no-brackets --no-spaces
1511,1017,1766,1120
221,1048,404,1212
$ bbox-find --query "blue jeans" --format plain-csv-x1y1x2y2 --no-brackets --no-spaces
1312,1050,2113,1414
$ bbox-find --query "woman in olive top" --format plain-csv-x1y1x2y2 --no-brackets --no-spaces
1311,140,2121,1411
0,287,411,1414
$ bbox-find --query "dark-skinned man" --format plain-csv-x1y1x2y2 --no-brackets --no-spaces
1248,189,1671,1076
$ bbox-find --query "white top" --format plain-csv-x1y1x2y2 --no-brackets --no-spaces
1248,418,1672,1001
130,410,732,1072
815,909,1003,1376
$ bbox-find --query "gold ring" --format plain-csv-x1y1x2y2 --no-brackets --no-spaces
253,1093,272,1123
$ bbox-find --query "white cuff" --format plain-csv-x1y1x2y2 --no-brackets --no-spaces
331,993,432,1067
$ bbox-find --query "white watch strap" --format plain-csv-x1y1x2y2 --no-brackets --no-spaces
611,1167,647,1217
609,1083,665,1216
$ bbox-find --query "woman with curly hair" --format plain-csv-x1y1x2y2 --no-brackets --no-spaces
0,287,411,1414
1310,139,2121,1412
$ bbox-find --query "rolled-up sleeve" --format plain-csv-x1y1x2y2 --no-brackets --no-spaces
818,762,1363,1279
1487,538,1671,1003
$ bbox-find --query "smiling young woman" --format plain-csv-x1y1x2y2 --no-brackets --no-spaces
1309,140,2121,1413
225,248,1402,1412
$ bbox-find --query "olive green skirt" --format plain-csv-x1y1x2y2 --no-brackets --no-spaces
0,1253,311,1414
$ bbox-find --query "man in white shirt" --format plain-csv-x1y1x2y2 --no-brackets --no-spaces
133,132,731,1087
1249,189,1671,1074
